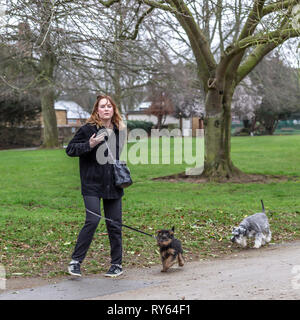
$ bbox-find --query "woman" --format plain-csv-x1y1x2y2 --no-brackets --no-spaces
66,94,126,277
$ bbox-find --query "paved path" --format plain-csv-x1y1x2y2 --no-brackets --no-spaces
91,240,300,300
1,241,300,300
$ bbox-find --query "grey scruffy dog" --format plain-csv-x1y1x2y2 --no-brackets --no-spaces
231,200,272,249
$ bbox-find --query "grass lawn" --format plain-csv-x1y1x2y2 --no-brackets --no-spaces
0,135,300,278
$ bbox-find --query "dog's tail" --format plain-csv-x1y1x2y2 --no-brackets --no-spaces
261,199,265,213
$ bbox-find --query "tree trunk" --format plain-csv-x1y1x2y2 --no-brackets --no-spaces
201,85,243,179
156,115,163,129
112,66,122,112
41,86,58,148
265,119,278,135
250,116,257,134
39,51,58,148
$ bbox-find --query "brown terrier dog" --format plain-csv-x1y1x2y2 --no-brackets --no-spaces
156,227,184,272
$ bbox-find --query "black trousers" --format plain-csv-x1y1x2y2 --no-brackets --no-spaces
71,196,122,265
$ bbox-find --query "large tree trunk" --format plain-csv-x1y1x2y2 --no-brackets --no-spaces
41,86,58,148
201,83,243,179
39,51,58,148
37,1,59,149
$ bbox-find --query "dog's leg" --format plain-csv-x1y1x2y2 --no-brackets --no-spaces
161,255,176,272
265,230,272,243
178,253,184,267
161,258,168,272
254,233,263,248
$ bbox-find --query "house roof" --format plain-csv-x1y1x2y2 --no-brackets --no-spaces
127,101,151,114
127,109,149,115
54,100,90,119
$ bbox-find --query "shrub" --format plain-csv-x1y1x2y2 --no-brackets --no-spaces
233,127,250,136
126,120,154,135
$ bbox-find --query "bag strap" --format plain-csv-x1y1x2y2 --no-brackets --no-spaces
105,137,126,165
104,140,116,164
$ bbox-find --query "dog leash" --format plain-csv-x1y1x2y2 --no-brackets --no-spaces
261,199,265,212
85,208,156,239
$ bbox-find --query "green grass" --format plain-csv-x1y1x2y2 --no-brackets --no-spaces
0,135,300,278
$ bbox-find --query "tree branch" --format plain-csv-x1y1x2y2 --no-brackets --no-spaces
236,42,277,83
262,0,300,16
238,0,266,40
168,0,216,83
138,0,179,14
121,6,155,40
237,25,299,50
99,0,121,7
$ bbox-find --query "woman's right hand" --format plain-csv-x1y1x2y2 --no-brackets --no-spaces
89,133,106,148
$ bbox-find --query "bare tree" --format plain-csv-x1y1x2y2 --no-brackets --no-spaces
0,0,165,142
1,0,73,147
0,42,41,127
232,54,300,135
99,0,300,179
232,76,263,134
252,54,300,134
146,88,174,128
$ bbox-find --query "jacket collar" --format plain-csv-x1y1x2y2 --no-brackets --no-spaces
96,122,118,132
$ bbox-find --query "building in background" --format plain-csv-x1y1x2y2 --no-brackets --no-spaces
126,101,179,127
126,101,202,136
40,100,90,134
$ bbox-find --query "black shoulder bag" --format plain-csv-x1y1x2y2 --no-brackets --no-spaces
105,140,133,189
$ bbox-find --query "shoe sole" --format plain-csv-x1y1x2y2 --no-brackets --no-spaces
68,266,82,277
104,271,123,278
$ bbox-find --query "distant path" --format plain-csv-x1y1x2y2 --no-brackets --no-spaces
0,147,39,151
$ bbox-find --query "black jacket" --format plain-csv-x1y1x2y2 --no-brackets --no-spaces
66,123,125,199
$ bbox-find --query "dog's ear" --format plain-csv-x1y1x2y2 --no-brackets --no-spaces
157,230,161,234
169,226,175,236
232,227,239,235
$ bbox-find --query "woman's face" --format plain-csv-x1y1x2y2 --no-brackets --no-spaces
97,98,114,121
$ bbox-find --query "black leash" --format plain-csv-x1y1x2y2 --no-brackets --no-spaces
85,208,156,239
261,199,265,212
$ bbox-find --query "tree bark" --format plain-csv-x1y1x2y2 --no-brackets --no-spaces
37,1,59,148
112,62,122,111
39,51,58,148
41,86,58,148
156,114,163,129
202,83,242,179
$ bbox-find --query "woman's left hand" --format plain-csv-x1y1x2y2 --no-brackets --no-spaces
89,133,106,148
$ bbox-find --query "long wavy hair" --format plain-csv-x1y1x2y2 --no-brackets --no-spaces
86,94,124,129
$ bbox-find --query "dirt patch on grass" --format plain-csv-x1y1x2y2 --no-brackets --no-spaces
153,172,299,184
